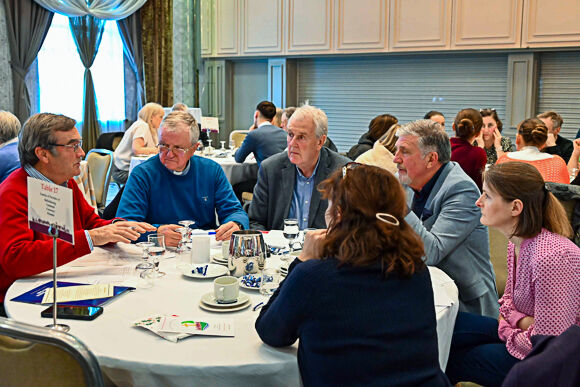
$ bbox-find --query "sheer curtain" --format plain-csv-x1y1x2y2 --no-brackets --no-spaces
37,13,125,134
33,0,146,19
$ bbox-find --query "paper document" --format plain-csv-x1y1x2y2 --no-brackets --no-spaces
41,284,114,304
158,316,235,337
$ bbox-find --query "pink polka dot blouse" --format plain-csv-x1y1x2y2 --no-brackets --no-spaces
498,228,580,360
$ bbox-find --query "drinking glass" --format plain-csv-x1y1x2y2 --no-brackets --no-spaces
260,268,281,296
281,218,299,262
207,139,213,155
229,139,235,151
135,241,154,270
133,266,154,289
220,140,226,150
178,219,195,245
147,234,166,278
176,227,189,254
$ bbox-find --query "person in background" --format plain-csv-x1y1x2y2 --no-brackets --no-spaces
347,114,398,160
0,113,154,316
567,138,580,184
446,162,580,387
112,102,164,185
117,111,248,246
280,107,296,132
450,108,487,190
496,118,569,184
256,164,451,387
538,111,573,163
424,110,445,129
234,101,286,167
474,108,514,165
272,107,283,128
0,110,21,184
394,119,498,317
249,104,349,230
355,123,399,175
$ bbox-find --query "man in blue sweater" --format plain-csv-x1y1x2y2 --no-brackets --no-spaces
117,111,249,247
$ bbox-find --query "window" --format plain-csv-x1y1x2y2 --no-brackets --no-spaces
38,13,125,132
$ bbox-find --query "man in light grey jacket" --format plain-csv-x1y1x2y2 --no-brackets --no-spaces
394,119,498,317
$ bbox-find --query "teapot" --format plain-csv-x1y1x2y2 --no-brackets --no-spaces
228,230,267,277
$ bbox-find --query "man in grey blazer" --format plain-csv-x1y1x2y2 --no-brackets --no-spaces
249,104,349,231
394,119,498,318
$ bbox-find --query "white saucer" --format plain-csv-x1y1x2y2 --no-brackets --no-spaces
180,264,228,279
199,300,251,313
211,253,228,263
200,292,250,308
239,276,261,291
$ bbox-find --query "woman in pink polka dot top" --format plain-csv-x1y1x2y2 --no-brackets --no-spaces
446,161,580,387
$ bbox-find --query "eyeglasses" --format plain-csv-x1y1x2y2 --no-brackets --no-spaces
48,140,83,152
157,143,195,155
342,162,363,179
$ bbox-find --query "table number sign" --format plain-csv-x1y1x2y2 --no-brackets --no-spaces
27,177,74,244
201,116,219,133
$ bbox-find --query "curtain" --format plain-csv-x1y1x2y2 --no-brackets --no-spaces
192,0,201,107
69,14,105,152
3,0,53,123
33,0,146,20
117,9,145,121
141,0,173,106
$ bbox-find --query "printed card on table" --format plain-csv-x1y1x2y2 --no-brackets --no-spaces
201,116,219,133
27,177,74,244
158,316,235,337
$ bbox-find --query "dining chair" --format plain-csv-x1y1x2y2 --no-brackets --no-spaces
85,149,114,212
0,317,104,387
488,227,508,297
229,130,249,148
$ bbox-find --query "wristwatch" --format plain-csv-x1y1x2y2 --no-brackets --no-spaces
233,221,244,230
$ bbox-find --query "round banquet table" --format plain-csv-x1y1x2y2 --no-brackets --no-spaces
129,152,258,187
5,231,458,387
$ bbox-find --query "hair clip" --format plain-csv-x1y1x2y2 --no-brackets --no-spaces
376,213,400,226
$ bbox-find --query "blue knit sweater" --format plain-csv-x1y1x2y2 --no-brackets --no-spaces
117,155,249,238
256,258,451,387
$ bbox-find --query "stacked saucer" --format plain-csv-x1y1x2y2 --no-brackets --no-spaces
211,254,228,266
279,264,289,277
199,292,251,313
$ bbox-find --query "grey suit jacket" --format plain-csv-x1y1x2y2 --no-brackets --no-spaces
249,147,349,231
404,162,498,317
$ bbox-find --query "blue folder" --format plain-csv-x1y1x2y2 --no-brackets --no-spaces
10,281,135,307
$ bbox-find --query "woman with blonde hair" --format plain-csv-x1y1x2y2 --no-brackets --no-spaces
113,102,164,184
496,118,568,183
256,163,450,386
446,161,580,386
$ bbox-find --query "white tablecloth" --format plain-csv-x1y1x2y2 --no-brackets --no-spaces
5,232,458,386
129,153,258,187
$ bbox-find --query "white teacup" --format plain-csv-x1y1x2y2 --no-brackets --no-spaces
214,276,239,304
191,234,210,263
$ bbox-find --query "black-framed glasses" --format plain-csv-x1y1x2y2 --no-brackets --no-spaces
157,143,195,155
342,161,363,179
48,140,83,152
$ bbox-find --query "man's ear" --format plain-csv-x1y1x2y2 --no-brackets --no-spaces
34,146,51,165
426,151,439,169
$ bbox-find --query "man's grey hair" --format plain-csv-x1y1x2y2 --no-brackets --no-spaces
172,102,188,112
160,111,199,145
0,110,21,144
18,113,77,166
397,119,451,163
288,103,328,138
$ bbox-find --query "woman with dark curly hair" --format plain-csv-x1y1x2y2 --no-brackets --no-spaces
347,114,398,160
256,163,450,386
474,108,514,165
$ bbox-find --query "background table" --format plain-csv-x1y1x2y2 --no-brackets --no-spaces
129,152,258,187
5,232,458,386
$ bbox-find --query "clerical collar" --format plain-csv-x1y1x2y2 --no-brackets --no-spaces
166,160,191,175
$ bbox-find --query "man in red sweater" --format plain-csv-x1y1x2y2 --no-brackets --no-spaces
0,113,154,316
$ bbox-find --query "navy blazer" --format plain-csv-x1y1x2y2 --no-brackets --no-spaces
404,162,498,317
249,147,349,230
234,124,287,166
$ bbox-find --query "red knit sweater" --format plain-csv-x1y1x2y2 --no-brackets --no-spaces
0,168,111,302
450,137,487,190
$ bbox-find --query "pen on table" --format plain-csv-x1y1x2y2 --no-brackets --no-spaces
253,302,264,311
